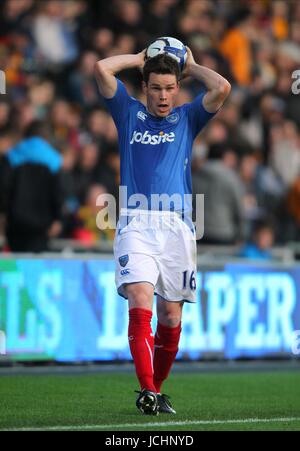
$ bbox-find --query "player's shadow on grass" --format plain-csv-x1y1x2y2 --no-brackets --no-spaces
119,407,161,418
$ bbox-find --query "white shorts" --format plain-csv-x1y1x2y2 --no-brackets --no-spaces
114,211,197,303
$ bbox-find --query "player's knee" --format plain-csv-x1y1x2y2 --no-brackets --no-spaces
159,313,181,328
125,284,153,309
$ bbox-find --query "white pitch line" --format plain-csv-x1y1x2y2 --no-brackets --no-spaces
2,417,300,431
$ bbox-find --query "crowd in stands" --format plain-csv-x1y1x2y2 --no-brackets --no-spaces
0,0,300,253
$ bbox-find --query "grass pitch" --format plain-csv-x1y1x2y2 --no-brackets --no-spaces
0,369,300,431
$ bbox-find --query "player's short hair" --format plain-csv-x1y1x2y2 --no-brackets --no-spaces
143,54,180,84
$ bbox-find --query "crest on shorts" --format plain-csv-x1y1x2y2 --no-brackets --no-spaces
119,254,129,267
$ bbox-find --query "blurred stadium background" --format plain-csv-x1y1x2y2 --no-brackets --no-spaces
1,0,300,433
0,0,299,366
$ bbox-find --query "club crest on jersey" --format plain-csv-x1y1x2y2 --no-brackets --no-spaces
137,111,147,121
119,254,129,267
130,130,175,145
166,113,179,124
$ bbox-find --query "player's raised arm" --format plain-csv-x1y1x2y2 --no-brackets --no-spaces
182,47,231,113
94,51,146,99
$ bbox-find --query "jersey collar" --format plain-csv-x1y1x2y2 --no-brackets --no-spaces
145,107,177,123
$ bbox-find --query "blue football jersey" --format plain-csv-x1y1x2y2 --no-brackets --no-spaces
104,79,216,216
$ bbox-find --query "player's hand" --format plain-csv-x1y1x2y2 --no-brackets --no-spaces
181,46,196,80
137,49,147,73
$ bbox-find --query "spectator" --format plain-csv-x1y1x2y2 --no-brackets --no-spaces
72,184,115,245
144,0,178,39
219,7,255,86
71,139,113,204
0,101,11,130
193,142,245,245
32,0,79,68
92,28,114,57
0,0,34,37
238,151,284,237
49,99,81,150
269,121,300,189
86,108,110,141
0,127,17,156
111,0,143,35
239,219,275,260
67,51,102,107
271,0,289,41
285,176,300,241
0,120,64,252
28,78,56,120
0,0,299,250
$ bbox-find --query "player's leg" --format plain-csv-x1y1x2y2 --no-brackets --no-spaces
154,296,183,392
114,222,161,414
153,296,183,413
124,282,158,414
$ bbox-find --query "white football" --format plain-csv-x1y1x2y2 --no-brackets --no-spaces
146,37,187,71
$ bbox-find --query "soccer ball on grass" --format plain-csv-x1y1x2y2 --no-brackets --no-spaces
146,37,187,71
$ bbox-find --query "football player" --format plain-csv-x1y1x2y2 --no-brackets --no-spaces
95,46,231,415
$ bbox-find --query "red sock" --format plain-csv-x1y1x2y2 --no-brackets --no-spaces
128,308,156,392
153,322,181,393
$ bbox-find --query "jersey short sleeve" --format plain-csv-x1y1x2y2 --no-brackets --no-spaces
103,79,135,127
185,91,217,139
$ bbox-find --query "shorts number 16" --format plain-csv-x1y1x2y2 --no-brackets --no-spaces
182,270,196,291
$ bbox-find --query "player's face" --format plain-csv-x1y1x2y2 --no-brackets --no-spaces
143,73,179,117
